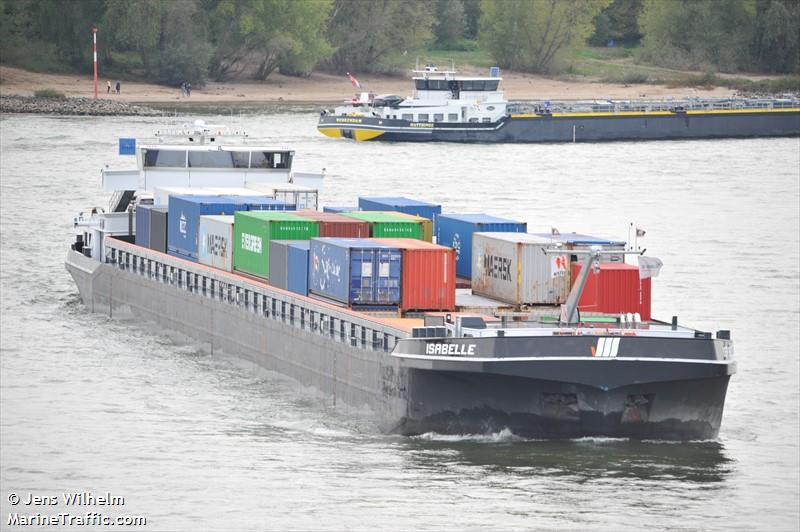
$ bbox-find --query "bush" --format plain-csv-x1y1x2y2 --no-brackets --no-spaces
33,88,66,99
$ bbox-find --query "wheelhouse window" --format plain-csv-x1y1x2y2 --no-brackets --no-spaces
188,150,234,168
448,113,458,122
143,149,187,168
433,113,444,122
417,113,429,122
402,114,413,121
231,151,250,168
250,151,292,169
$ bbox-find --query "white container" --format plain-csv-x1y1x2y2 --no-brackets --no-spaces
204,187,270,197
246,182,319,209
471,233,570,306
198,215,235,271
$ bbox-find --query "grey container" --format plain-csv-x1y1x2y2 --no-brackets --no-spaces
198,215,235,272
471,232,570,306
269,240,308,291
150,207,168,253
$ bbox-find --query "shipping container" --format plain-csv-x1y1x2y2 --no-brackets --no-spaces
436,214,527,278
168,195,240,260
287,242,310,296
228,195,294,211
472,233,569,306
135,204,153,248
572,262,652,321
358,196,442,223
269,239,306,290
198,215,235,271
323,206,358,214
205,187,270,197
339,211,424,240
153,186,214,206
246,182,319,209
374,238,455,311
382,211,434,242
532,232,627,262
309,238,401,307
233,211,319,279
150,208,168,253
296,209,370,238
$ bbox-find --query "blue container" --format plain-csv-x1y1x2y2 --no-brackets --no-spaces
287,242,310,296
135,204,153,249
309,238,402,306
168,195,240,260
358,196,441,222
226,195,295,211
323,206,358,214
437,213,527,277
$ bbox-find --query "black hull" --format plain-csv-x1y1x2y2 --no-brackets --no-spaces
400,370,731,440
318,110,800,143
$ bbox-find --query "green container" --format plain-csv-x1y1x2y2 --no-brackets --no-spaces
340,211,424,240
233,211,319,279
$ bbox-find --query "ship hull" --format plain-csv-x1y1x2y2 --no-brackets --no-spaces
318,109,800,143
66,247,734,440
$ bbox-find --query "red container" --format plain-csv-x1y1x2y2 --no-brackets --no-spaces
374,238,456,311
296,209,370,238
572,263,651,321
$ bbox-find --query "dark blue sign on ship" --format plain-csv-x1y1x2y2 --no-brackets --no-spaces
119,138,136,155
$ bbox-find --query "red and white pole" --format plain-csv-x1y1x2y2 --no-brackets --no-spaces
92,27,98,99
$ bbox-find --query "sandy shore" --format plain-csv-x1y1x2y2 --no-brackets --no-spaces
0,65,736,105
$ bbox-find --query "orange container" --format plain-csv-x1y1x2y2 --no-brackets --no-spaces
572,263,652,321
296,209,370,238
374,238,456,311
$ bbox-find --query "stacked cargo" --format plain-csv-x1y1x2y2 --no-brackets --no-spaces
309,238,402,308
229,195,295,211
436,214,527,278
233,211,319,279
136,204,169,252
572,263,652,320
269,240,310,296
374,238,455,311
198,215,235,271
246,182,319,210
168,195,240,261
295,209,370,237
382,211,434,242
339,211,424,240
471,233,569,306
358,196,441,222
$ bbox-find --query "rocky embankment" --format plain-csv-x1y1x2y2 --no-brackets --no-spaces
0,95,161,116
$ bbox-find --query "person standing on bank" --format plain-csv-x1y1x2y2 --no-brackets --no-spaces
106,81,111,94
115,81,121,94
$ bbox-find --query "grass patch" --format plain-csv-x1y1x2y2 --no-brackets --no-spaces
33,88,66,99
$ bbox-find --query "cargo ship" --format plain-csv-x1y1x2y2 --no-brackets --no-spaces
317,65,800,142
66,121,736,440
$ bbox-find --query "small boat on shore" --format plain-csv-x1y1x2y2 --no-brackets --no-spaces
318,65,800,143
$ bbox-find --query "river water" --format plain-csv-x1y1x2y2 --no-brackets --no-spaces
1,111,798,531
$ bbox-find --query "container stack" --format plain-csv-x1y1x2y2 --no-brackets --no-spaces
471,233,569,306
309,238,402,308
572,263,651,320
340,211,425,240
358,196,442,222
198,215,235,271
374,238,455,311
269,240,311,296
295,209,370,238
436,214,527,278
168,195,240,261
233,211,319,279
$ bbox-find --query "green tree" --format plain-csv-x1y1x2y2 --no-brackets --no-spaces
102,0,212,85
462,0,481,39
433,0,466,47
207,0,332,81
751,0,799,73
638,0,755,72
326,0,434,73
589,0,642,46
480,0,610,73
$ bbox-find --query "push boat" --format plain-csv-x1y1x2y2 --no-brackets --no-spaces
66,122,736,440
318,65,800,143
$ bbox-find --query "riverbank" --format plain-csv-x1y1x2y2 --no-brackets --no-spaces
0,94,161,116
1,65,737,106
